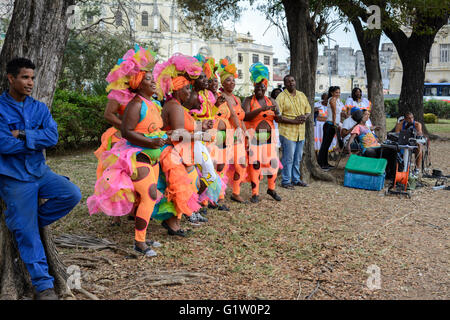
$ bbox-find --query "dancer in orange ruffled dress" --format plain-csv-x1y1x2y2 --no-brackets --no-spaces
217,59,248,203
243,62,282,203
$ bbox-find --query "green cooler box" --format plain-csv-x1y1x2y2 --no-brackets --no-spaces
344,154,387,191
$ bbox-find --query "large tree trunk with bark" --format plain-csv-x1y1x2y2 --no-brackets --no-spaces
283,0,334,183
351,21,386,139
396,41,433,126
0,0,75,106
383,13,447,136
0,0,75,300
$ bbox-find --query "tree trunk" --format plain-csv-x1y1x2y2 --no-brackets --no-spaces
0,0,74,106
397,46,430,126
283,0,335,183
0,0,75,300
396,37,434,128
383,14,447,136
351,21,386,139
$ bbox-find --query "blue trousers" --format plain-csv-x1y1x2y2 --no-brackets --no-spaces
0,169,81,292
279,135,305,185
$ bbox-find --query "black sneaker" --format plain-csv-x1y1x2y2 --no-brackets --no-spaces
280,183,294,190
208,203,218,209
35,288,59,300
293,181,308,187
199,207,208,216
250,195,261,203
217,204,230,211
267,189,282,201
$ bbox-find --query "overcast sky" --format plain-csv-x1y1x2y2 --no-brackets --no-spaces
229,3,391,63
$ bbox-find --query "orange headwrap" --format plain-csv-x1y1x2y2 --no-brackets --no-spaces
173,76,190,91
257,79,268,88
129,71,146,90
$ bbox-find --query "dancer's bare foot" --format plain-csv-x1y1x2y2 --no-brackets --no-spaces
111,216,121,226
134,240,157,257
162,217,188,237
230,193,244,203
166,216,180,231
134,240,147,251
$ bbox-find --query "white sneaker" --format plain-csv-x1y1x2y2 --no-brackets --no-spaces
187,214,201,226
146,240,162,248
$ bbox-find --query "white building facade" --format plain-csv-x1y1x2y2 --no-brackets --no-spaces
389,23,450,95
93,0,274,96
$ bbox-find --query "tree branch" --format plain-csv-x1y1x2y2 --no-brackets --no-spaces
73,16,115,36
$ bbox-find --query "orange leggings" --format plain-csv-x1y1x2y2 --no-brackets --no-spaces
132,161,159,242
247,136,279,196
231,141,247,196
249,164,277,196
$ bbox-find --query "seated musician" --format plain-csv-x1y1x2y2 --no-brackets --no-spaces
394,112,428,174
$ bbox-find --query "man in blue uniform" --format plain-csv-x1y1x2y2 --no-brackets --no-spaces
0,58,82,300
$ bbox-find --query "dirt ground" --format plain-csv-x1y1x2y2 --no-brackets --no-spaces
47,136,450,300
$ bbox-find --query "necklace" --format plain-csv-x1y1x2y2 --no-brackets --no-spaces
221,91,237,106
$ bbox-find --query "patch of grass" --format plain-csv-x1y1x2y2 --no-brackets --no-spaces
259,264,275,276
181,256,194,265
230,259,258,274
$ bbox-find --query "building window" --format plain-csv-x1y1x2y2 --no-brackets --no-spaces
440,44,449,63
252,54,259,63
238,53,243,63
115,10,123,27
142,11,148,27
87,13,94,24
264,56,270,65
238,70,243,79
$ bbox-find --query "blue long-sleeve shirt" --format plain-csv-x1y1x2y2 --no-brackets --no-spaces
0,92,58,181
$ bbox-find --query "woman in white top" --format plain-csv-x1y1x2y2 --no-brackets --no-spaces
345,87,372,117
314,93,337,153
318,86,343,169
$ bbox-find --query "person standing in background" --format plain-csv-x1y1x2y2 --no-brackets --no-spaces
276,75,311,189
318,86,344,170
